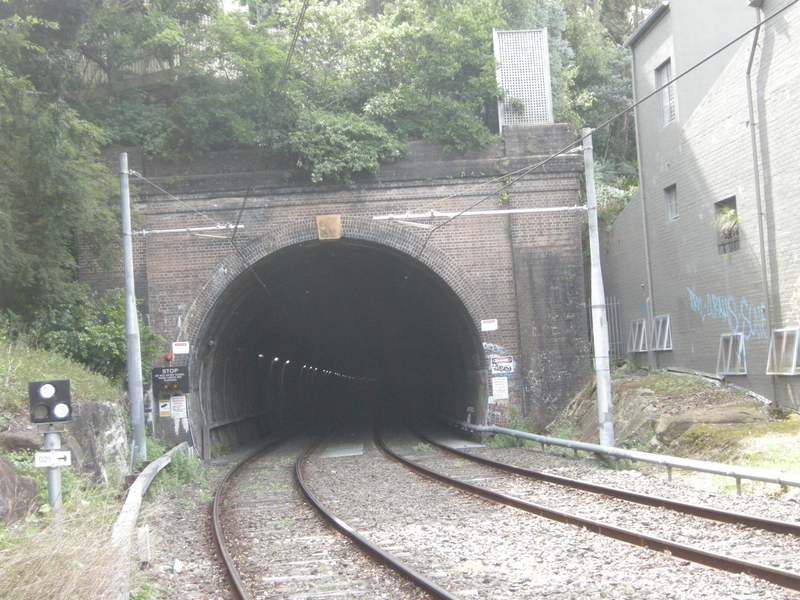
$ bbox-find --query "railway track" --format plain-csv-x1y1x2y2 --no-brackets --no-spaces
213,422,800,599
387,425,800,590
212,429,438,599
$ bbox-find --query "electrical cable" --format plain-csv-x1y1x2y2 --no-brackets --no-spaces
129,170,218,226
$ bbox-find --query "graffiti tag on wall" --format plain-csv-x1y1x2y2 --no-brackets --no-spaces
687,287,767,339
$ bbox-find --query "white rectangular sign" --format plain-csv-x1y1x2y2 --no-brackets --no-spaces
159,401,171,417
492,376,509,400
481,319,498,331
491,356,514,374
171,395,187,419
34,451,72,468
172,341,190,355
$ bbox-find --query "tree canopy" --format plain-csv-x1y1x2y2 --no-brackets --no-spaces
1,0,646,324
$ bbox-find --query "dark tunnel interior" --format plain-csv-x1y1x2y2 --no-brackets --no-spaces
194,238,486,445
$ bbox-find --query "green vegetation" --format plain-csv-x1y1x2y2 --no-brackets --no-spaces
210,441,230,458
484,407,538,448
412,442,430,452
0,441,123,599
1,287,163,389
144,437,205,500
1,0,646,356
0,333,122,425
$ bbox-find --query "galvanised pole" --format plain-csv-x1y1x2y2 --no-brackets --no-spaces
120,153,146,465
42,425,62,512
583,128,615,448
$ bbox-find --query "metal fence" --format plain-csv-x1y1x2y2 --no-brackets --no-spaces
588,296,625,361
80,50,183,88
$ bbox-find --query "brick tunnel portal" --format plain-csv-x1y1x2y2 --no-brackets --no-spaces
193,237,485,452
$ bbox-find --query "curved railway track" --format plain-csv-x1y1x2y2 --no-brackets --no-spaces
387,426,800,591
212,422,800,599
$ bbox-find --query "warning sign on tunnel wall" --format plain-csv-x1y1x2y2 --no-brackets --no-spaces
490,356,514,373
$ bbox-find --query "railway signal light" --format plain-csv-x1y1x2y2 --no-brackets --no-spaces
29,380,72,423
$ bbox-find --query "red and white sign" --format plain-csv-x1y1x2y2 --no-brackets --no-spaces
491,356,514,374
172,341,190,355
481,319,499,331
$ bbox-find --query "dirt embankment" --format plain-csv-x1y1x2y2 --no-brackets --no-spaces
548,369,800,467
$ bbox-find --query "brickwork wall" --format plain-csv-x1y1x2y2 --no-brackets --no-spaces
604,1,800,408
81,125,591,427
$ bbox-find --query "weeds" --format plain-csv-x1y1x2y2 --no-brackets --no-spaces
0,473,122,599
210,442,230,458
412,443,430,452
484,408,537,449
145,442,203,500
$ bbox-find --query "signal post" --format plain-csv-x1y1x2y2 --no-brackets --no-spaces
29,379,73,512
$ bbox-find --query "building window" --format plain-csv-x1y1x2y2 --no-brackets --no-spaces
766,328,800,375
627,319,648,353
717,334,746,376
715,197,739,254
651,315,672,351
665,185,678,220
656,59,676,127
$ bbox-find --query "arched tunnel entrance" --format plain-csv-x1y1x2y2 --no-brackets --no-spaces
192,237,487,453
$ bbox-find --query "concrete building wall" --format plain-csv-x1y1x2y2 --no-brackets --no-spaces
605,0,800,409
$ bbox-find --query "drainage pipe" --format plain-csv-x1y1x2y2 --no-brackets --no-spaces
745,6,773,348
629,50,657,371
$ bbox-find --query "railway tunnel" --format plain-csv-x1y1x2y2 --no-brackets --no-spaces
191,237,486,454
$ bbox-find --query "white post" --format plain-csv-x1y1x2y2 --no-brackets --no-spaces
120,153,146,464
582,129,615,448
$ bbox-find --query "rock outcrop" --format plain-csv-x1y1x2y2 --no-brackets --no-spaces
0,454,38,525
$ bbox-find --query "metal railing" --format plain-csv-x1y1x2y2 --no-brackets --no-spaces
453,420,800,495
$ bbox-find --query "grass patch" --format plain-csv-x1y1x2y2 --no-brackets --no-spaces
0,471,123,599
615,372,712,397
0,340,121,424
670,415,800,495
412,442,430,452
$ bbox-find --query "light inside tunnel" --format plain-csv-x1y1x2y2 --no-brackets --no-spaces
194,238,485,441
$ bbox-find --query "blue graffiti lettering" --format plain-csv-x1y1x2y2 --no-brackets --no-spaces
686,287,767,339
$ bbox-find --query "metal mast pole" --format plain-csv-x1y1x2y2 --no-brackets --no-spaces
583,129,615,448
120,153,146,464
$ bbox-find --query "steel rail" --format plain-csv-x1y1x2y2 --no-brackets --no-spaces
375,427,800,592
414,428,800,536
295,433,462,600
211,436,288,600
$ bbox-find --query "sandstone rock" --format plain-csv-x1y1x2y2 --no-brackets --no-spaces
0,454,38,525
68,399,130,482
655,406,768,446
0,400,129,484
0,430,41,453
558,380,658,447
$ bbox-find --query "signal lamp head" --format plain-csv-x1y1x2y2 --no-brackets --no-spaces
29,380,72,423
165,352,174,362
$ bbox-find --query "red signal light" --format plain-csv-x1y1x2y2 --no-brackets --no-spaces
165,353,174,362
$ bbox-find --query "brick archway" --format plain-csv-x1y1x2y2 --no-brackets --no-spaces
179,215,491,348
